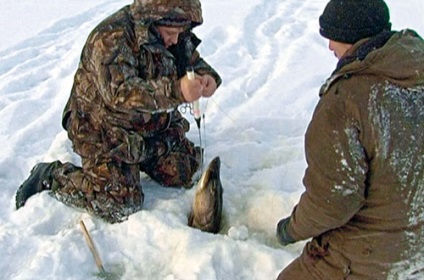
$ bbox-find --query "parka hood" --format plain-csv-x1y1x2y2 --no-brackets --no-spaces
367,30,424,83
321,29,424,95
130,0,203,27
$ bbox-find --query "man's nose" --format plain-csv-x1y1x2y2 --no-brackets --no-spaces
171,35,179,45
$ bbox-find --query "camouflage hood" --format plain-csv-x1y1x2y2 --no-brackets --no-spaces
130,0,203,27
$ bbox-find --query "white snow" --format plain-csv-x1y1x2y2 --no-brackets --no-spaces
1,0,423,279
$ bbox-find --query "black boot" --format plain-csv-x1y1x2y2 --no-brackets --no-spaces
15,161,62,209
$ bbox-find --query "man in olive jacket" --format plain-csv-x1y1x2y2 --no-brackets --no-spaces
15,0,221,223
276,0,424,279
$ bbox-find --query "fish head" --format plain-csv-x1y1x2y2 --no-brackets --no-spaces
197,156,220,191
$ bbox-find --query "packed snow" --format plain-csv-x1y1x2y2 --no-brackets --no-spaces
1,0,423,279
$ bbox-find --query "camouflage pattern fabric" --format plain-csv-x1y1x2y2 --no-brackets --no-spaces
45,0,221,223
130,0,203,27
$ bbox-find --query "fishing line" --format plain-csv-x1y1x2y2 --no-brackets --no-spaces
208,97,237,124
186,67,205,172
197,112,204,172
200,100,208,169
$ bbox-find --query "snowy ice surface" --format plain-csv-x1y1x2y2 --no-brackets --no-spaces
1,0,423,279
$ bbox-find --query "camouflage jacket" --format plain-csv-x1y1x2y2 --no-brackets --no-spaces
62,0,221,164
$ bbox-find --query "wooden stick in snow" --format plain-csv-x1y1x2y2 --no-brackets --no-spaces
79,220,106,274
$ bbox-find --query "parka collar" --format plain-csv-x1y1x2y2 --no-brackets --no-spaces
334,31,394,74
318,35,386,96
319,29,424,96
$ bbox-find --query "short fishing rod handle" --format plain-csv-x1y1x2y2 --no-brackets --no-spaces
187,69,201,120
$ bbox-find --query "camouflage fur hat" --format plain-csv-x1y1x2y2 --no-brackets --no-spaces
131,0,203,27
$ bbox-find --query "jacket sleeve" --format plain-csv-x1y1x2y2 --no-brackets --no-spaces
89,29,185,116
286,89,368,241
191,50,222,87
172,31,222,87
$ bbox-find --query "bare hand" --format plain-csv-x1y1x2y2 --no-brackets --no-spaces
200,75,217,97
180,74,203,102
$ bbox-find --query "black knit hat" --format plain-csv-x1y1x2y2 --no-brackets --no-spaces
319,0,391,44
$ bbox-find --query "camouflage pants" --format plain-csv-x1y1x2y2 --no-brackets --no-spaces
50,136,200,223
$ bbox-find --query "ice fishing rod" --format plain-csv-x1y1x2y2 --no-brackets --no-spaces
187,67,204,170
187,67,201,129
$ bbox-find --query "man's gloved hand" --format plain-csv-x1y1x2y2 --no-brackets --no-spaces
276,216,296,246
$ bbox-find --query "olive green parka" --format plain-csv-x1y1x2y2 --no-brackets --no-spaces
283,30,424,279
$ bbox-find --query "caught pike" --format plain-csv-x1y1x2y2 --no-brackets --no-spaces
188,156,223,233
